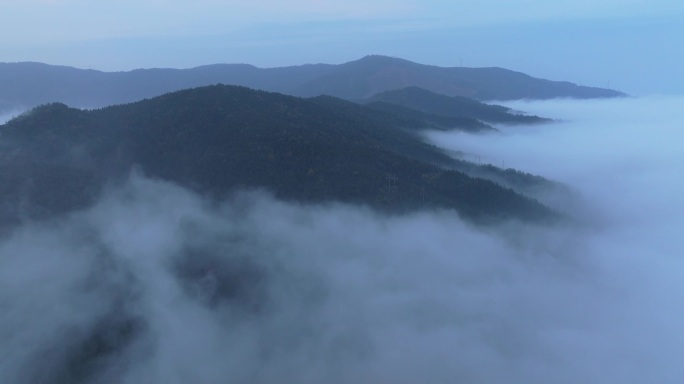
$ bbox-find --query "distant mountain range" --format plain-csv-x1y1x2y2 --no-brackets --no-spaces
0,85,560,229
364,87,550,125
0,55,625,114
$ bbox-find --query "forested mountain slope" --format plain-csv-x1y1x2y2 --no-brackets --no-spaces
365,86,550,124
0,85,558,228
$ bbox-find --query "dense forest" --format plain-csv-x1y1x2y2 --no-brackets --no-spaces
0,85,561,229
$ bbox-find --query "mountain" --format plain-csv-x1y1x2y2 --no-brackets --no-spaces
362,101,496,133
0,61,332,112
0,85,557,229
364,86,550,124
308,95,496,133
293,55,625,100
0,56,625,114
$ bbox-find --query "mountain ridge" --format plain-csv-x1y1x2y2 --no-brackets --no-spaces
364,86,550,125
0,55,625,114
0,85,559,229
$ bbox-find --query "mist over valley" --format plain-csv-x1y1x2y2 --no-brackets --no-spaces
4,0,684,380
1,54,682,383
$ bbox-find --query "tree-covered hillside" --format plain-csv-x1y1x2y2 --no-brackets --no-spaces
0,85,558,228
365,86,551,124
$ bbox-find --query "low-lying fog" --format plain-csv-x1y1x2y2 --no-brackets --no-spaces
2,97,683,383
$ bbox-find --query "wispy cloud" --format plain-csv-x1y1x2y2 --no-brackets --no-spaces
3,0,681,45
400,1,683,33
0,0,418,44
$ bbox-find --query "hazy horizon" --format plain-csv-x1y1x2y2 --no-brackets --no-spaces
2,0,683,96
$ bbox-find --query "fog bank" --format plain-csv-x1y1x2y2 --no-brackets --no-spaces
2,97,684,383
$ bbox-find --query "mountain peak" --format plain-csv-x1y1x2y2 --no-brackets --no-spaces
350,54,418,68
0,85,558,226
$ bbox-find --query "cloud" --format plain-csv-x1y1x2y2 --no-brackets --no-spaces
2,96,684,382
426,96,684,215
0,174,588,383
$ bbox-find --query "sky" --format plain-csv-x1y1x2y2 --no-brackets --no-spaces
1,0,683,95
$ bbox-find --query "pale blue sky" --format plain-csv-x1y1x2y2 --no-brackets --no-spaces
1,0,682,95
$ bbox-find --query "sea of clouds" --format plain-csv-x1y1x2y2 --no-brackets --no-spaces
1,96,683,383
